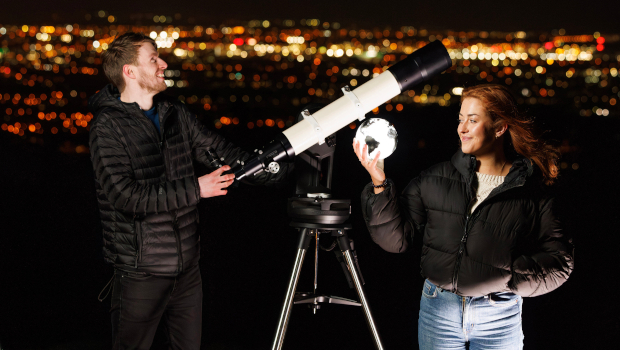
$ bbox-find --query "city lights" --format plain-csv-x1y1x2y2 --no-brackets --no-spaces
0,17,618,160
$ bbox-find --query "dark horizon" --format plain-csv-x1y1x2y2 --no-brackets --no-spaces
1,0,618,33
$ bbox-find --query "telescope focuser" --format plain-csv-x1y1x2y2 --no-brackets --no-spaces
232,134,295,180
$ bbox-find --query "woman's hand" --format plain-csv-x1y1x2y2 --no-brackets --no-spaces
353,139,386,192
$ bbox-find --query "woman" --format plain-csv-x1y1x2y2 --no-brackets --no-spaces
353,84,573,349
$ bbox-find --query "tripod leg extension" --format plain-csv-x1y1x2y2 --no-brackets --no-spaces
272,228,313,350
337,232,384,350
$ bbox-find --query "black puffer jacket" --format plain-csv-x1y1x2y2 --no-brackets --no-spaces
89,84,288,275
361,150,573,297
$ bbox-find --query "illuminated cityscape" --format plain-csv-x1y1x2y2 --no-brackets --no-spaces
1,14,618,162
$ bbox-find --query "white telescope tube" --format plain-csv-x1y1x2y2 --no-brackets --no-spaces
282,72,400,155
232,40,452,180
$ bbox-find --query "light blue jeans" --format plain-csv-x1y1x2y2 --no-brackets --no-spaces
418,279,523,350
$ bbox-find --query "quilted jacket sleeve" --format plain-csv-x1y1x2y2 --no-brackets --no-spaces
90,118,200,215
509,197,574,297
361,176,427,253
182,104,291,186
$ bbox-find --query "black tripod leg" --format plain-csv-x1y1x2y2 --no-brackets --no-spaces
334,239,366,288
272,228,314,350
336,230,384,350
333,249,355,289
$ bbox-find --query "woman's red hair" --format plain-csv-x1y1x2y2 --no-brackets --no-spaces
462,84,559,185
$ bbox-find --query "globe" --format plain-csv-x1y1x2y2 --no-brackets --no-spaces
355,118,398,160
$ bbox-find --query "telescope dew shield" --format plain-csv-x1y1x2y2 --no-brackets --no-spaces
387,40,453,91
232,41,452,180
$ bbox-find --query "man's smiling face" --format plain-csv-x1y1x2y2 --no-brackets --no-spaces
134,42,168,94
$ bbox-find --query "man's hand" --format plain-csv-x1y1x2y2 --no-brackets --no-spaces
198,166,235,198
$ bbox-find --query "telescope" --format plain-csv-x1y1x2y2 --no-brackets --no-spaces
231,40,452,180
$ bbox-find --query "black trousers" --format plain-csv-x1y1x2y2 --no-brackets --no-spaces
110,264,202,350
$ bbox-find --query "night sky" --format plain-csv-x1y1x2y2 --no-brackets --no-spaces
1,0,617,33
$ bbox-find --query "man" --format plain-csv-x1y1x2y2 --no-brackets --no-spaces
89,32,288,349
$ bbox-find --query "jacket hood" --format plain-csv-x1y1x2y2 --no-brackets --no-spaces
88,84,124,117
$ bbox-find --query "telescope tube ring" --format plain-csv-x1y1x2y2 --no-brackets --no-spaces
302,109,326,145
341,85,366,121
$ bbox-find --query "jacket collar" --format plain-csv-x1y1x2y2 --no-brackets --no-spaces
451,149,535,190
89,84,173,121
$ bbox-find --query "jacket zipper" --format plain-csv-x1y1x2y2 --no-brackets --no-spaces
157,107,182,273
173,217,183,273
452,157,476,292
452,213,471,293
134,215,142,268
161,140,171,180
129,102,181,272
132,102,181,272
127,104,154,270
159,107,174,181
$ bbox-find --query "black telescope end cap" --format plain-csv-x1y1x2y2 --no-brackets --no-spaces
388,40,452,91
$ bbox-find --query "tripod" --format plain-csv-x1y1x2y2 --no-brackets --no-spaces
270,106,384,349
271,198,384,350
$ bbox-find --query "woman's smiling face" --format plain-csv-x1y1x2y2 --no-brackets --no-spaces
457,97,498,157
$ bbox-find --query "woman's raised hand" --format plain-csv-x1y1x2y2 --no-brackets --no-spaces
353,138,386,187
